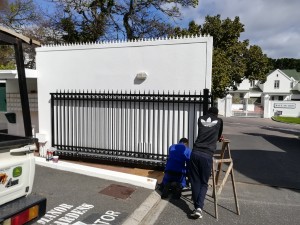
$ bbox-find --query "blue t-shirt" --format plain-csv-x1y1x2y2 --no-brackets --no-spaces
165,143,191,174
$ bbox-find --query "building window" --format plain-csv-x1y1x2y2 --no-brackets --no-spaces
279,96,283,100
250,80,255,87
291,82,293,88
274,80,280,89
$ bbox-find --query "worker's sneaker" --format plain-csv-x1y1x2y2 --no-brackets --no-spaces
190,208,203,219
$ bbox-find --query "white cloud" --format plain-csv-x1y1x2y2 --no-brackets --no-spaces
179,0,300,58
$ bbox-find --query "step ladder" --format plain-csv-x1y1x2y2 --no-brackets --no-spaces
212,139,240,220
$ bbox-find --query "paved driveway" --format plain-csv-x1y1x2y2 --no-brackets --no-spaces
148,117,300,225
32,165,153,225
222,117,300,189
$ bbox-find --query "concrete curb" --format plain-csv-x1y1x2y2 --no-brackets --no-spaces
138,197,169,225
34,156,157,190
122,191,161,225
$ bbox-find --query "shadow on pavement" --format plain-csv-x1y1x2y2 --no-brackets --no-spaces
231,133,300,192
165,188,237,220
261,126,300,136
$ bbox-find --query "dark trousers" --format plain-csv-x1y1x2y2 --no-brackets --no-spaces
190,151,213,209
161,171,185,199
162,170,186,188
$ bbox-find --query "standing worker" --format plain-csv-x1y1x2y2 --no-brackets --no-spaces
190,107,223,219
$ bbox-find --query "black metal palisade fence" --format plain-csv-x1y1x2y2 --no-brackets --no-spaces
50,89,212,168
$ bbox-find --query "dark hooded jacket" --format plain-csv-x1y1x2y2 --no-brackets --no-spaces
193,113,223,156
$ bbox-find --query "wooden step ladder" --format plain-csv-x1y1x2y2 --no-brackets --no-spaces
212,139,240,220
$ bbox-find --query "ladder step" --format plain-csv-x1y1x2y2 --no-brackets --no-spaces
212,140,240,219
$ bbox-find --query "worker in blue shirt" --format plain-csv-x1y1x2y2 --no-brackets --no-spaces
160,138,191,199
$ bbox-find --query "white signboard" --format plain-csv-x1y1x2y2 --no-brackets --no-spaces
274,103,296,109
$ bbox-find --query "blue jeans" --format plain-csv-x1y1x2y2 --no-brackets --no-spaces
190,151,213,209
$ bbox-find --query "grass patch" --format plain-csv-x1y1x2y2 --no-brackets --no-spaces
273,116,300,124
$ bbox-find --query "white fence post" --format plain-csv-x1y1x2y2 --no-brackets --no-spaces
217,98,225,116
225,94,232,117
263,94,270,118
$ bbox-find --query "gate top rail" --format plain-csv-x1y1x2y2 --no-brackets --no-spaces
50,90,211,103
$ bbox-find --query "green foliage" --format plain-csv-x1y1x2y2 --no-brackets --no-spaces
173,15,270,98
212,49,233,97
60,18,81,43
0,62,16,70
0,45,15,70
173,21,201,36
244,45,270,82
0,46,15,67
269,58,300,72
273,116,300,124
201,15,245,49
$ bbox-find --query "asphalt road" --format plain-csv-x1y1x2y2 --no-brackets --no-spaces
146,117,300,225
31,165,152,225
222,117,300,189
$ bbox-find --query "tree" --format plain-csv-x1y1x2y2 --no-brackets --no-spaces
0,46,15,69
0,0,43,68
244,45,269,82
0,0,8,10
0,0,40,32
269,58,300,71
46,0,198,42
173,15,270,98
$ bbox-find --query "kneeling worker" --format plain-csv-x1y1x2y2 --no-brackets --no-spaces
160,138,191,199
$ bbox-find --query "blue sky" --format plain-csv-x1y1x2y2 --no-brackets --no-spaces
34,0,300,59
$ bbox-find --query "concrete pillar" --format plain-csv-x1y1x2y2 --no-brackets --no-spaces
217,98,225,116
225,94,232,117
263,94,270,118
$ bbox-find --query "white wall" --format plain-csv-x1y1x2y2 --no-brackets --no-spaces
0,69,38,136
6,78,37,94
268,101,300,118
36,36,213,145
6,111,38,137
217,98,225,115
295,83,300,91
235,79,258,90
258,69,291,93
